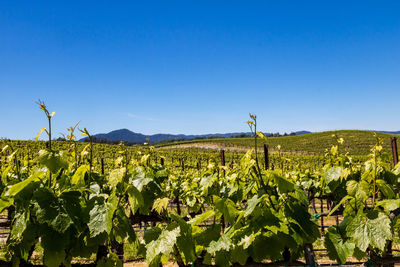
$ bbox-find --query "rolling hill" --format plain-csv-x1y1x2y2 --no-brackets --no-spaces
80,129,311,144
156,130,400,155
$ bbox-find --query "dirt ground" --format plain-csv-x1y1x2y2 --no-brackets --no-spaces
158,143,249,152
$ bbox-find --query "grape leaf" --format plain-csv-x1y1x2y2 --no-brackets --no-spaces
109,167,126,187
126,185,144,215
146,226,180,266
171,214,196,263
113,207,136,243
5,175,40,197
33,188,73,233
376,179,395,199
207,234,232,254
38,150,68,174
71,165,89,187
214,196,239,225
325,167,343,183
87,194,117,237
188,210,215,226
346,210,392,251
324,226,355,264
346,180,369,202
152,198,169,214
272,173,295,193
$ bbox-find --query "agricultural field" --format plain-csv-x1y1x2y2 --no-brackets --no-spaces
2,1,399,266
157,130,400,155
1,107,400,267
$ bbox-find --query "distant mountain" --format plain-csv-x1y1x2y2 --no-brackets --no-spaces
80,129,312,144
89,129,147,143
293,130,312,135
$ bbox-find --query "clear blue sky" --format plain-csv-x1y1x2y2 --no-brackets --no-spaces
1,1,399,140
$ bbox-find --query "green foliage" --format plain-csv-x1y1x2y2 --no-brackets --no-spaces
346,210,392,251
145,226,180,266
1,109,399,266
324,226,355,264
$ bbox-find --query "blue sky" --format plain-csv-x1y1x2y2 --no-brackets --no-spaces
1,1,399,140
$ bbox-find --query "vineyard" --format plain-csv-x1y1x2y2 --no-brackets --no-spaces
156,130,398,156
1,107,400,267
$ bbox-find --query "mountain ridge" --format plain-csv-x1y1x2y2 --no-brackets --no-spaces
80,128,400,145
80,129,312,144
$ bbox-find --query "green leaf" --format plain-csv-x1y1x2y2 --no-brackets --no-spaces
41,228,68,267
346,180,369,202
38,150,68,174
346,210,392,251
132,177,153,191
393,162,400,175
80,144,90,161
171,213,196,263
146,226,180,266
130,167,152,189
284,202,320,242
5,174,40,197
248,233,284,262
87,194,117,237
215,250,231,267
0,197,12,213
325,167,343,183
376,179,395,199
59,190,82,225
214,196,239,225
193,224,221,247
43,249,66,267
33,188,73,233
2,166,12,185
35,127,47,141
71,165,89,186
109,167,126,187
244,194,261,217
152,198,169,214
327,195,352,219
126,185,144,215
238,232,261,249
113,207,136,243
188,210,215,226
199,175,216,195
271,172,295,193
376,199,400,211
231,245,248,265
324,226,355,264
207,234,232,254
10,211,28,240
256,131,268,140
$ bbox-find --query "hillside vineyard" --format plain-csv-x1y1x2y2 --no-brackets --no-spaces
0,107,400,266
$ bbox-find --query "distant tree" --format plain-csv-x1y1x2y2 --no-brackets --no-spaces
232,133,251,138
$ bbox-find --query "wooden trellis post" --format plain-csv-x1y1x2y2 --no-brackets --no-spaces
264,144,269,170
304,243,318,266
391,137,398,166
320,199,324,233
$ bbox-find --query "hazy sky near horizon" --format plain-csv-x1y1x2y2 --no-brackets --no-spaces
1,1,399,140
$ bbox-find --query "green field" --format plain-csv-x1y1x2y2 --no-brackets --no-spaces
157,130,399,155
